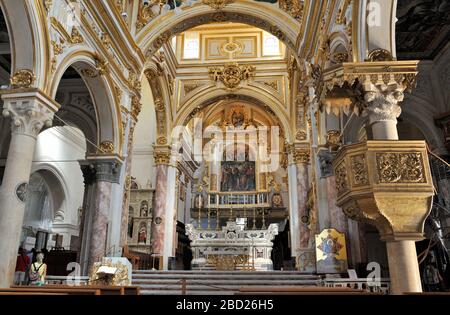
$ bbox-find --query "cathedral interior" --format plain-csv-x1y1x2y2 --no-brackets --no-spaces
0,0,449,296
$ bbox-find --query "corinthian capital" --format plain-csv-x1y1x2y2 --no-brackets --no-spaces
1,91,57,138
362,86,404,125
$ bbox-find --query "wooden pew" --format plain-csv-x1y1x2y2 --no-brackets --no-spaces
13,285,123,295
237,286,380,295
12,285,141,295
1,288,100,295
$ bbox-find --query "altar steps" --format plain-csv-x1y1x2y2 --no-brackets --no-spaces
132,271,322,295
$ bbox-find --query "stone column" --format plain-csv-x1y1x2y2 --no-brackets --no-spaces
80,158,121,272
151,145,179,270
78,163,97,275
0,91,56,288
119,120,136,247
318,151,349,234
288,145,316,273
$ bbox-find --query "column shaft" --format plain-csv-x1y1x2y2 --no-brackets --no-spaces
0,133,37,288
87,181,113,271
386,240,422,294
151,164,168,262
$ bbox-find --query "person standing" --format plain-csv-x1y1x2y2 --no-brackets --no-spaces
14,248,30,285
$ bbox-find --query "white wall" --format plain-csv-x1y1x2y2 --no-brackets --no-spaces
31,126,86,248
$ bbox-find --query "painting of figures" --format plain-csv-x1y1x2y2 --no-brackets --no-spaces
221,161,256,191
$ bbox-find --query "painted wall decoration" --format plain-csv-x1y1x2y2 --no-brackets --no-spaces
221,161,256,191
315,228,348,274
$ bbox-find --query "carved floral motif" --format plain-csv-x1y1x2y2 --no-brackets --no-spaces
351,154,368,186
376,153,426,184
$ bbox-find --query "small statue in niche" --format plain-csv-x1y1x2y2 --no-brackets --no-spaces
138,223,147,244
140,201,149,217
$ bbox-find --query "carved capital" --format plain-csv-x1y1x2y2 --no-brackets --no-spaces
2,91,56,138
362,86,403,125
81,158,122,184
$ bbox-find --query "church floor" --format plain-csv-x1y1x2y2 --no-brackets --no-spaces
132,270,321,295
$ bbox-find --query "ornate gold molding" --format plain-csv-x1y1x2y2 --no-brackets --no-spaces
209,62,256,90
10,70,36,89
279,0,304,21
367,49,394,62
154,151,171,165
99,141,115,154
202,0,235,10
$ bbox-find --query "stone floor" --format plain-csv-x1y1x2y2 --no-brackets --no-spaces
132,270,322,295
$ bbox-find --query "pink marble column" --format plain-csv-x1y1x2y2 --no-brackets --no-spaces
151,163,168,256
88,181,112,269
85,159,121,272
297,163,310,248
326,176,348,234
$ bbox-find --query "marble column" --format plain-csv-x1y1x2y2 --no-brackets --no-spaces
291,147,316,273
150,145,180,270
0,91,56,288
78,163,97,275
81,158,121,272
119,120,136,246
318,151,349,234
364,85,422,294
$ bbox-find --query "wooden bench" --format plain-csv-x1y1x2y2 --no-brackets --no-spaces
1,288,100,295
237,286,381,295
12,285,141,295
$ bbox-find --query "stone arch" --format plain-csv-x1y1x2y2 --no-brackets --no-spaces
49,49,122,155
174,86,294,143
0,1,50,89
137,3,299,60
23,168,67,234
328,31,351,65
29,166,68,223
141,64,172,146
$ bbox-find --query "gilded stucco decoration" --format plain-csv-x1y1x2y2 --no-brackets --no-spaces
70,27,84,44
10,70,36,89
209,62,256,90
367,49,394,62
202,0,235,10
279,0,304,21
145,11,296,57
376,153,426,184
145,69,169,146
154,151,171,165
99,141,115,154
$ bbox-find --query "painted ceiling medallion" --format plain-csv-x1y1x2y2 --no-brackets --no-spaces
221,41,243,55
202,0,235,10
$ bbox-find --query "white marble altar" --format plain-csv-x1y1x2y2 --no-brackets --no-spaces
186,221,278,271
